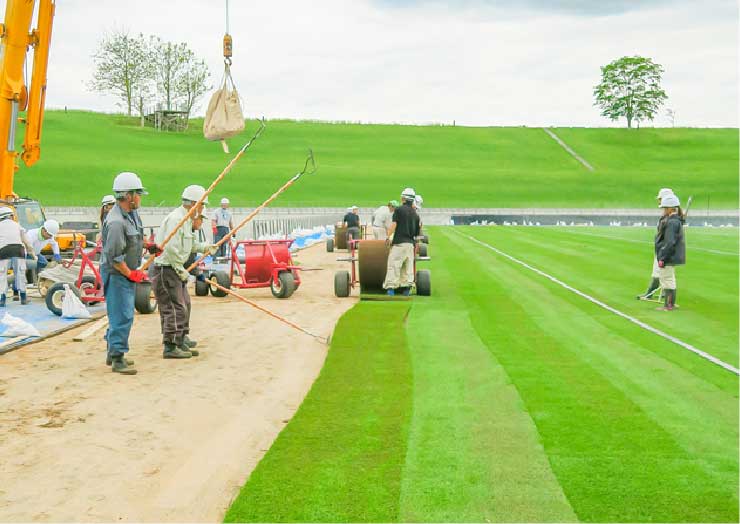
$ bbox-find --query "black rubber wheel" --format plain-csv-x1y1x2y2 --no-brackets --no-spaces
271,271,296,299
334,270,350,297
45,282,81,316
194,279,209,297
418,243,428,257
416,269,431,296
80,275,104,305
326,238,334,252
208,271,231,297
134,281,157,314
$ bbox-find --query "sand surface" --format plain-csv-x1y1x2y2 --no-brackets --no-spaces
0,243,356,522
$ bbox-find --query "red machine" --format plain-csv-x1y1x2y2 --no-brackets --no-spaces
198,239,302,299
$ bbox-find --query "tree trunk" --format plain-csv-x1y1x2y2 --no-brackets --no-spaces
626,114,632,128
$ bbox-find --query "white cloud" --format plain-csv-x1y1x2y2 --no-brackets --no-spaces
29,0,738,126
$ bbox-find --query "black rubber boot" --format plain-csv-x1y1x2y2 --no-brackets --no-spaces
658,289,676,311
0,294,6,307
637,278,660,300
111,355,137,375
20,292,28,305
163,341,191,359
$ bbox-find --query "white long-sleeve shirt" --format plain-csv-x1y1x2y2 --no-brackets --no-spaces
26,227,60,256
0,220,33,252
372,205,393,229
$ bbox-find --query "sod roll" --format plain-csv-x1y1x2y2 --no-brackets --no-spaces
358,240,390,294
336,225,348,250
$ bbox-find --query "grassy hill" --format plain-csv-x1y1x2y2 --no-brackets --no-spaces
14,111,738,208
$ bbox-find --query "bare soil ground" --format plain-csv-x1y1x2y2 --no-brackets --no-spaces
0,243,356,522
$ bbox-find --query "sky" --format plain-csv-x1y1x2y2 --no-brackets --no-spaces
23,0,740,127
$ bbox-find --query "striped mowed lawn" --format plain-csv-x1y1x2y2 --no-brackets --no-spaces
224,226,738,522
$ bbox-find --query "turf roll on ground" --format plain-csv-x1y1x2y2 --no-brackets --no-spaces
358,240,389,294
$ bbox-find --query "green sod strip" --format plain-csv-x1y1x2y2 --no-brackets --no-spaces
400,299,577,520
224,303,413,523
438,228,738,521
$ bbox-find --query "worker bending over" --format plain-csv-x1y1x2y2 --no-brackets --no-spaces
150,185,217,359
101,172,148,375
211,197,234,257
372,200,397,240
343,205,361,242
654,193,685,311
0,207,35,306
383,188,420,296
26,219,61,272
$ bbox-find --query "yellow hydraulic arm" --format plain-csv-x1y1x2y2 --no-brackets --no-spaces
0,0,55,199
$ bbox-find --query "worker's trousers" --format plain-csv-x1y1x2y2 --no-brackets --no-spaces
658,265,677,290
383,242,414,289
651,257,660,278
0,244,28,295
347,227,361,242
150,265,190,345
102,268,135,356
214,226,231,257
373,226,387,240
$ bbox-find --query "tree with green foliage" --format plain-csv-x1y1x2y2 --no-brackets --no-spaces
150,37,210,116
593,56,668,128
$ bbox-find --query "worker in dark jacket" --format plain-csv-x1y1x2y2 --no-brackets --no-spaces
383,188,420,296
638,188,675,300
654,193,685,311
343,206,361,242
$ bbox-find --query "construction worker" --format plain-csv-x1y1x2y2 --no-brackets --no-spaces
100,194,116,227
101,172,149,375
383,188,420,296
343,205,361,242
211,197,234,257
654,193,685,310
637,188,676,300
0,207,35,306
26,219,61,272
150,185,217,359
372,200,397,240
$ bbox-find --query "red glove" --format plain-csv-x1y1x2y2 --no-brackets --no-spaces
127,269,148,283
212,226,218,235
657,260,665,268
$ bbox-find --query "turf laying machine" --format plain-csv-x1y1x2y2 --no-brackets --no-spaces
334,238,430,298
326,224,370,252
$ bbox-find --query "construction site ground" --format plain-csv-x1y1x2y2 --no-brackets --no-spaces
0,243,356,522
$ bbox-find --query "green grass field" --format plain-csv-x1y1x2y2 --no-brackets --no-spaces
225,226,738,522
14,111,739,208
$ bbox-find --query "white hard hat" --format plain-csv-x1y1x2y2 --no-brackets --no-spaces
0,207,13,220
401,187,416,201
220,197,230,205
656,188,674,200
113,171,147,194
660,194,680,208
101,194,116,206
182,185,209,204
351,205,359,210
43,219,60,236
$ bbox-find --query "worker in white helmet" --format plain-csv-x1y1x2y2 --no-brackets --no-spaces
383,188,420,296
100,194,116,227
637,188,680,300
25,219,62,273
0,207,35,306
654,193,685,310
150,185,218,360
211,197,234,257
101,171,148,375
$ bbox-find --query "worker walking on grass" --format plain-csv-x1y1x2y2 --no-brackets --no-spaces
101,172,149,375
26,219,61,273
344,205,361,242
211,197,234,257
637,188,682,300
150,185,218,360
372,200,397,240
0,207,35,306
383,188,420,296
654,193,685,311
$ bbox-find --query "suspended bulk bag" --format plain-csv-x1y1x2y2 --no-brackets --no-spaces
203,64,245,142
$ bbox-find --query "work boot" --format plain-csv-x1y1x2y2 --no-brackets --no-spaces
183,335,198,348
111,355,137,375
179,343,199,357
386,288,395,296
637,278,660,300
657,289,676,311
163,342,191,359
12,291,19,301
106,353,134,366
400,287,411,297
20,292,28,305
0,294,6,307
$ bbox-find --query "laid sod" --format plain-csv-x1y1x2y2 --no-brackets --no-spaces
14,110,739,208
225,226,738,522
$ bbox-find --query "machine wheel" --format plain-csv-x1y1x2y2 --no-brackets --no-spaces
208,271,231,297
334,270,350,297
194,279,209,296
326,238,334,252
80,275,103,305
134,281,157,314
418,243,428,257
271,271,296,299
416,270,431,296
45,282,81,317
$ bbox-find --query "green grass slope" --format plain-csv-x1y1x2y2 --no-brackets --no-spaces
224,226,738,522
14,111,739,208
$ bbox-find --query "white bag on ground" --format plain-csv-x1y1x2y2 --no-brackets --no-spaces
203,64,245,142
61,284,91,319
1,313,41,337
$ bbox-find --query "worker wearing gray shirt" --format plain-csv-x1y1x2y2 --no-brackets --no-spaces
100,172,149,375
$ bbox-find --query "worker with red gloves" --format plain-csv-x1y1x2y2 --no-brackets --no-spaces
654,193,685,311
100,172,148,375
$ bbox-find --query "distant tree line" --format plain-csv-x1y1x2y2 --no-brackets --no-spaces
89,30,211,125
